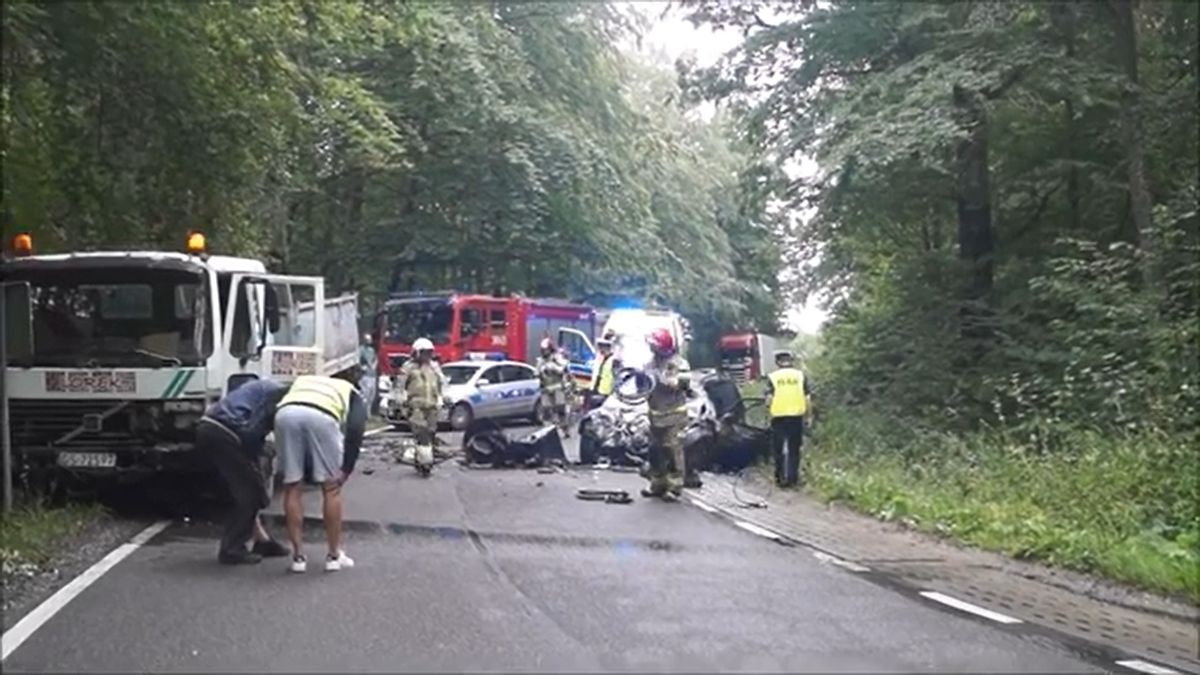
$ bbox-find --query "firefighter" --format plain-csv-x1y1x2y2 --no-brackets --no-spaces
765,350,812,487
359,333,378,415
536,337,573,437
396,337,446,475
587,334,618,411
643,328,689,502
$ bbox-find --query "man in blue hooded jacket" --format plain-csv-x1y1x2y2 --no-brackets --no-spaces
196,379,291,564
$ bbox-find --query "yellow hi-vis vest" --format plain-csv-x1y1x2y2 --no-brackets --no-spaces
279,375,354,425
768,368,807,418
591,355,615,396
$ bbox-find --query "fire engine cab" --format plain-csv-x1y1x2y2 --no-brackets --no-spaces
374,292,596,378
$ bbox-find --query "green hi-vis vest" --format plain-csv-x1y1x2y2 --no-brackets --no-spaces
279,375,354,425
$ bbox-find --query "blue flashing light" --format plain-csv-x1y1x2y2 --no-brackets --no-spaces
466,351,506,361
609,297,643,310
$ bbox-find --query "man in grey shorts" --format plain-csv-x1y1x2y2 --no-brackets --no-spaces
275,372,366,573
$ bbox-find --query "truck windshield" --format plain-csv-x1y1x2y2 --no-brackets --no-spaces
384,299,453,345
720,348,751,362
8,268,209,367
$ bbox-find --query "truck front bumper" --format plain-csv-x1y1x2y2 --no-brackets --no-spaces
16,444,211,479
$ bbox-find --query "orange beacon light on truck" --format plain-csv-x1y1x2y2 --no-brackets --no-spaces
10,232,33,256
185,231,206,255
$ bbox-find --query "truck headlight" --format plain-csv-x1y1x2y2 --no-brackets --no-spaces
163,400,205,413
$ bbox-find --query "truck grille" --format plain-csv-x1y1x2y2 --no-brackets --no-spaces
9,399,140,450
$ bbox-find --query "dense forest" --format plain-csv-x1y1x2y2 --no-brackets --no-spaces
0,1,783,359
1,1,1197,598
683,0,1198,599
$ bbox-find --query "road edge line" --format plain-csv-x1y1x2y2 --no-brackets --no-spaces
733,520,785,541
919,590,1024,625
813,550,871,573
1115,659,1182,675
1,519,170,662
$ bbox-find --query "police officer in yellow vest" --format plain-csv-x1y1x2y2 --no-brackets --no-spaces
587,335,618,411
765,350,811,487
275,372,367,574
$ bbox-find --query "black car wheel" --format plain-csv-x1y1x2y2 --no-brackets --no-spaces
449,403,474,431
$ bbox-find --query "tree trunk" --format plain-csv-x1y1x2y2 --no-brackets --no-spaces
953,84,995,350
1052,1,1083,233
1111,0,1156,285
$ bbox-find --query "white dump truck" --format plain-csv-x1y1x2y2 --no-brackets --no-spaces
1,232,359,486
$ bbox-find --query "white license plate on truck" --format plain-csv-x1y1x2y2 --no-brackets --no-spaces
57,452,117,469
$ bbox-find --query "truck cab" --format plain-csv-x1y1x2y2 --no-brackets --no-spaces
375,292,594,374
717,332,781,384
1,233,358,482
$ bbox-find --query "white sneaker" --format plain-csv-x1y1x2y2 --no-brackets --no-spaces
325,550,354,572
289,554,307,574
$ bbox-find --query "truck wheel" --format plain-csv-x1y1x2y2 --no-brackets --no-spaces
449,403,474,431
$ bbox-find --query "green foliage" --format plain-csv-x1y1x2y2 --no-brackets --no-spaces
689,0,1198,593
1,1,781,333
807,409,1200,602
0,502,103,574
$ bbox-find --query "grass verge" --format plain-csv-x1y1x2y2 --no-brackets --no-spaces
801,409,1200,604
1,502,104,578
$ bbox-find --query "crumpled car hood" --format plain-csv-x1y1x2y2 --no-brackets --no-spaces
584,386,717,454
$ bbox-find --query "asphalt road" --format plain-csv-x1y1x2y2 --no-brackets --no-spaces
4,425,1109,673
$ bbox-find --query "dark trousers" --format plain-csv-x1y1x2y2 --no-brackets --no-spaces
198,422,266,558
771,416,805,486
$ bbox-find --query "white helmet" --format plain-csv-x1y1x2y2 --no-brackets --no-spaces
413,338,434,352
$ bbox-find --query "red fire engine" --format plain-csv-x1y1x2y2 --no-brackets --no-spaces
375,292,597,380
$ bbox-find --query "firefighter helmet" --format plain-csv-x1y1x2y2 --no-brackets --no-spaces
646,328,675,357
539,337,555,354
413,338,434,352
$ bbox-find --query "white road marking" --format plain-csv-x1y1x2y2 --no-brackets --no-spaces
734,520,783,541
691,499,719,514
812,550,871,573
1115,659,1181,675
918,591,1023,624
1,519,170,662
364,426,391,437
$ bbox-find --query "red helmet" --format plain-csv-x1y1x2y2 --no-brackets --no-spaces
646,328,675,356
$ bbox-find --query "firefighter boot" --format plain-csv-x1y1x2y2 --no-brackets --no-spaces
415,444,434,476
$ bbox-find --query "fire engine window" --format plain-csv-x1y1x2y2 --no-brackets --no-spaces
489,310,506,336
460,309,482,338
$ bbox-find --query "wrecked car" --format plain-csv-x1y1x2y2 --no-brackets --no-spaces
577,369,769,476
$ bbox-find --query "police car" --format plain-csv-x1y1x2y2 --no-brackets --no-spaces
381,356,541,431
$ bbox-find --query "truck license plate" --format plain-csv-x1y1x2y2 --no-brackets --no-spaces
56,452,117,469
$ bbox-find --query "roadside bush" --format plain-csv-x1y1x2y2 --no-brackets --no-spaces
806,408,1200,602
